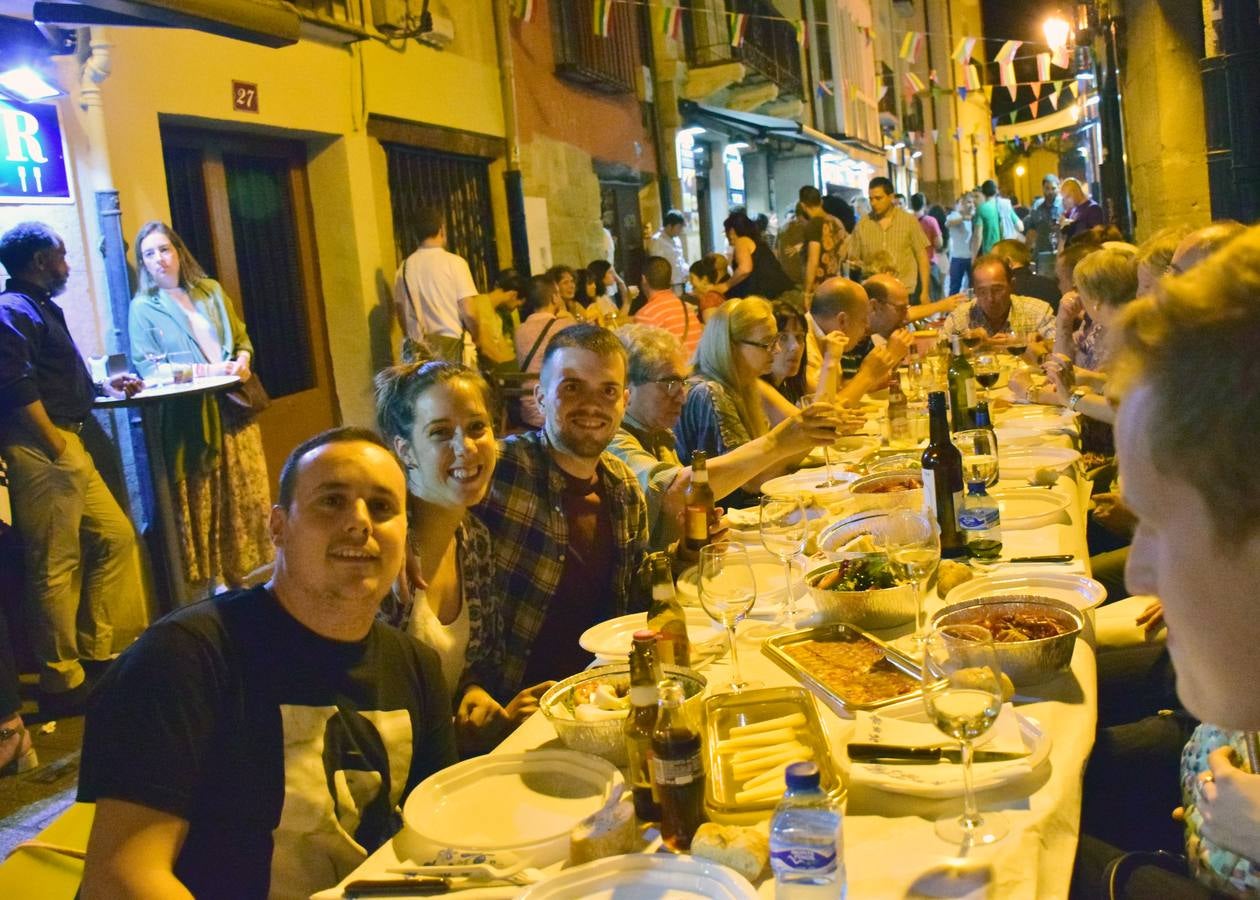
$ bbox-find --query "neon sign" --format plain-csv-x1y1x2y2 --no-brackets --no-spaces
0,100,71,203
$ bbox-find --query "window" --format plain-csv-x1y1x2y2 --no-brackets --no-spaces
552,0,640,94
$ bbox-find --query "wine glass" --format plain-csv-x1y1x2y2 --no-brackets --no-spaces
759,494,807,629
973,353,999,403
796,393,844,488
921,624,1010,846
1005,331,1035,370
145,327,170,385
952,428,999,488
877,510,940,644
698,542,759,692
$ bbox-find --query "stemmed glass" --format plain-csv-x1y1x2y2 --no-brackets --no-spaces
698,542,759,692
877,510,940,644
145,327,169,384
797,393,844,488
953,428,999,488
973,353,999,403
921,624,1010,845
759,494,808,630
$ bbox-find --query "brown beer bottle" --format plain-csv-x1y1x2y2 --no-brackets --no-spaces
684,451,715,552
647,554,690,667
651,678,706,850
624,630,664,821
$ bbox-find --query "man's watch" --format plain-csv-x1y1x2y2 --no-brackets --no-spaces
1069,387,1089,412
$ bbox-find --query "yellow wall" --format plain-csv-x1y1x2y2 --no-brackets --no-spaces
54,5,505,426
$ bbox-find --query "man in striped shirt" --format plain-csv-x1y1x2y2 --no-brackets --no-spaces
845,176,931,303
634,255,703,360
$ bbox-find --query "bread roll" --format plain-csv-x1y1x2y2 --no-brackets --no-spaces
569,793,637,865
690,822,769,882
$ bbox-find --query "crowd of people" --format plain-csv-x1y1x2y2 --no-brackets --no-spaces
0,166,1258,898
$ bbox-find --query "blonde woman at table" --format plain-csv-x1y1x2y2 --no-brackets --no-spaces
375,360,551,752
127,222,272,592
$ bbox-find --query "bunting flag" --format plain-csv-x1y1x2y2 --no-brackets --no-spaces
964,63,982,90
957,86,968,101
952,37,977,64
512,0,535,22
953,127,963,141
1005,82,1018,102
878,84,889,101
1067,81,1080,97
1047,88,1061,109
929,68,939,84
593,0,613,36
982,85,994,102
904,71,926,95
794,19,808,50
817,79,834,97
1009,111,1018,124
899,31,925,63
728,12,748,47
657,1,682,38
1036,52,1051,82
998,60,1016,87
931,129,939,142
995,40,1022,64
859,25,874,44
1052,46,1072,69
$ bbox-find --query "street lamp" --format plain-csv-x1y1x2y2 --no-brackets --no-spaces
1043,14,1072,53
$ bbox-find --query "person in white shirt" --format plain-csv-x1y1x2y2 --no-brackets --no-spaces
647,210,689,292
393,207,480,364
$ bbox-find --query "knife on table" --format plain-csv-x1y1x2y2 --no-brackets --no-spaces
846,743,1029,763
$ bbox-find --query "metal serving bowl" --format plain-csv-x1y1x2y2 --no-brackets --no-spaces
540,664,706,766
930,595,1084,686
804,557,916,630
848,468,925,514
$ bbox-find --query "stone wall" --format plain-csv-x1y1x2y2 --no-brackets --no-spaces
1121,0,1212,241
520,134,606,270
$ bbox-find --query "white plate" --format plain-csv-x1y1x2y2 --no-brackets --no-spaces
847,706,1051,799
942,570,1107,611
519,853,758,899
994,404,1077,428
676,549,806,615
723,504,826,530
993,422,1050,443
761,467,858,500
402,750,622,866
990,488,1072,530
579,611,725,660
998,446,1081,476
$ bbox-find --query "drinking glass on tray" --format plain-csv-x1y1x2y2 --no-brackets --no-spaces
921,624,1010,846
698,542,760,692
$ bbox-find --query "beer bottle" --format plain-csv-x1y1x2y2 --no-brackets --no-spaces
921,391,967,558
647,554,690,667
684,451,715,552
947,334,977,432
887,371,909,443
624,630,664,821
651,678,706,851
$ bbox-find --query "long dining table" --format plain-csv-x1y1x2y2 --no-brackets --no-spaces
327,406,1101,899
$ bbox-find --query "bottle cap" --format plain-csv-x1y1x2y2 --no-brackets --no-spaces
784,761,821,790
967,480,987,494
633,629,658,643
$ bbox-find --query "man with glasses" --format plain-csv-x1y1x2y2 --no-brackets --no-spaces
940,255,1054,351
474,325,648,699
845,177,931,302
610,324,843,550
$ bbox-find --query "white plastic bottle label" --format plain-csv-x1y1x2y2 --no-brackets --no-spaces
771,845,837,871
921,468,938,519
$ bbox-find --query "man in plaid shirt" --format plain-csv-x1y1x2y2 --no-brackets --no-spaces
470,325,648,702
940,255,1055,349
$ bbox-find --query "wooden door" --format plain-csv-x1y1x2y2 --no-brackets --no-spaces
161,127,339,495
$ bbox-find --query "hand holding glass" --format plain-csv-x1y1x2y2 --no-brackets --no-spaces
921,624,1009,845
698,543,758,692
797,393,843,487
759,494,807,629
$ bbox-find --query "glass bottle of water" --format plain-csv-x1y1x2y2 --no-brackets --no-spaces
959,479,1003,560
769,762,845,898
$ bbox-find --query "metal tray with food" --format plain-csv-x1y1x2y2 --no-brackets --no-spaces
761,623,927,712
702,686,842,821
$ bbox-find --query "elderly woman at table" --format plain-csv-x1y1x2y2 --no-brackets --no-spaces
127,221,272,590
1073,223,1260,900
375,360,551,750
610,324,843,549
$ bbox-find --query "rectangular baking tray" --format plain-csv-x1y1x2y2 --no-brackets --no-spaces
703,686,842,822
761,623,926,713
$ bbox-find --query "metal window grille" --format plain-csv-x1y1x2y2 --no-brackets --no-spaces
290,0,360,25
552,0,640,94
683,0,803,100
383,144,499,291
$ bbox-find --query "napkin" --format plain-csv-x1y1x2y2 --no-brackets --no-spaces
845,703,1036,797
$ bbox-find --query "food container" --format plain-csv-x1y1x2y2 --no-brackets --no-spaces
540,664,706,765
803,557,916,630
762,624,927,712
930,595,1083,686
703,686,842,823
848,469,924,514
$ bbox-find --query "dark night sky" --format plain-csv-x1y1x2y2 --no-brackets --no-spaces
979,2,1070,121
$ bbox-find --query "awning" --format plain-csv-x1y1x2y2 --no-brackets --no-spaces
680,100,887,170
994,103,1084,142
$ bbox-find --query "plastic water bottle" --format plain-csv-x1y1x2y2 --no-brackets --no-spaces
960,479,1003,560
769,762,845,898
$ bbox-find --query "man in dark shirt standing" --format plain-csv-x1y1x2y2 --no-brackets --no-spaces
0,222,145,716
473,324,648,702
79,428,457,899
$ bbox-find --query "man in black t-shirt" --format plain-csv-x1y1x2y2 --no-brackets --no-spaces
79,427,457,900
